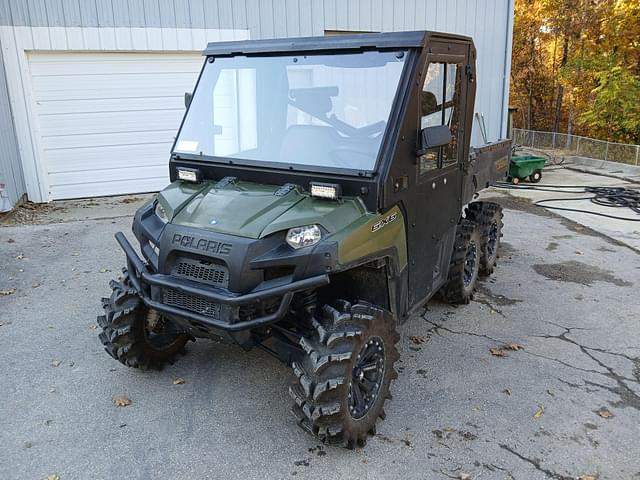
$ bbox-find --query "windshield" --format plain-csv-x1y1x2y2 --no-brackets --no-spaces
174,50,407,172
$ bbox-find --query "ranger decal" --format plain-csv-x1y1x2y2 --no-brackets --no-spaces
371,212,398,232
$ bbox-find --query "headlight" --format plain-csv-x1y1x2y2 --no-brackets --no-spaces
286,225,321,249
155,202,169,223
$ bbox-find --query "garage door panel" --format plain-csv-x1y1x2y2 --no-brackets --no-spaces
48,164,168,186
31,73,197,98
41,130,176,151
45,144,175,173
50,176,170,200
29,51,201,200
39,109,185,137
29,51,202,65
36,96,185,116
30,58,202,76
35,86,195,102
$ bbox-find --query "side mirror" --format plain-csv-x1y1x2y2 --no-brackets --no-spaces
420,125,451,153
184,92,193,109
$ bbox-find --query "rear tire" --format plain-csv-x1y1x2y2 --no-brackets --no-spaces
289,301,399,448
529,170,542,183
466,202,504,276
511,176,520,185
440,219,481,304
97,271,190,370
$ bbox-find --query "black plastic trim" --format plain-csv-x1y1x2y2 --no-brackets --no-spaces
203,31,429,56
115,232,330,331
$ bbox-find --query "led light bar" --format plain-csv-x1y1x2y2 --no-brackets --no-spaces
310,182,341,200
177,167,200,183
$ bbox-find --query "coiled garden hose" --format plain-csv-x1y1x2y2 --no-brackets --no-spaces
494,182,640,221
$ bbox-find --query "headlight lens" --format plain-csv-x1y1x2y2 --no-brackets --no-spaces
155,202,169,223
286,225,322,249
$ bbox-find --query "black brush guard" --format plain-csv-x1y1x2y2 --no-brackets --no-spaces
115,232,329,332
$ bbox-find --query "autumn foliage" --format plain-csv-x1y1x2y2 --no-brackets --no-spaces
510,0,640,143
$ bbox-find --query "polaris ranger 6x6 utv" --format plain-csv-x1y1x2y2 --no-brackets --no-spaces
97,31,510,448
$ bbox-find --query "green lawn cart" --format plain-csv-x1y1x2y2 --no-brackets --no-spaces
508,155,546,184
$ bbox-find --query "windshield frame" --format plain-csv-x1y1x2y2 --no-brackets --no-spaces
170,48,413,178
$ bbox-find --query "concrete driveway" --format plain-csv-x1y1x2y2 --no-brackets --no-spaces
1,186,639,479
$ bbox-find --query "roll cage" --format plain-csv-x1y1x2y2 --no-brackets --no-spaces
169,31,476,212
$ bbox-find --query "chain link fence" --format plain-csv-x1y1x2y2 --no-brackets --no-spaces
513,129,640,166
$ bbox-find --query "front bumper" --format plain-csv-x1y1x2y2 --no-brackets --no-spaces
116,232,329,332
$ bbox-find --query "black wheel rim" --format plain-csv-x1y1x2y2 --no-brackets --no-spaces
145,310,179,349
487,221,499,259
349,337,385,419
463,241,478,287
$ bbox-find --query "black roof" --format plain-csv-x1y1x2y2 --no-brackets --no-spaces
203,30,472,57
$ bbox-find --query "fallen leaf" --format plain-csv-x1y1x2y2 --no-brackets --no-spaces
23,441,33,449
491,343,524,357
7,238,15,243
49,387,56,393
46,475,59,480
596,408,613,418
0,288,16,296
99,268,111,273
173,378,186,385
50,360,62,367
503,388,512,395
534,405,545,418
112,395,132,407
409,335,427,345
32,282,41,288
89,324,97,330
15,253,24,259
575,250,584,255
459,473,471,480
577,475,598,480
490,347,507,357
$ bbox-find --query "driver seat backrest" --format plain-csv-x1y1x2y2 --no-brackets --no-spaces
279,125,339,166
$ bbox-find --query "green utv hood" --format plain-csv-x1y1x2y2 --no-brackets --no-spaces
158,180,368,239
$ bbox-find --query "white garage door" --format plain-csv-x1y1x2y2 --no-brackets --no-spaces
29,52,203,200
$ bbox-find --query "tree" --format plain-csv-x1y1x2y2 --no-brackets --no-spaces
510,0,640,143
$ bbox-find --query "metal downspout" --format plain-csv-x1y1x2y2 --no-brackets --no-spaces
500,0,515,139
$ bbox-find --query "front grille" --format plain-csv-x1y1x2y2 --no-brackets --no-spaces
172,257,229,288
163,288,221,319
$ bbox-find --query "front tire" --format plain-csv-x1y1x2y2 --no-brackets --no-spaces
289,301,399,448
97,271,190,370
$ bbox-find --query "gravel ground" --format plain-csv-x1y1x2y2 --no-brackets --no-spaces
1,198,639,480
